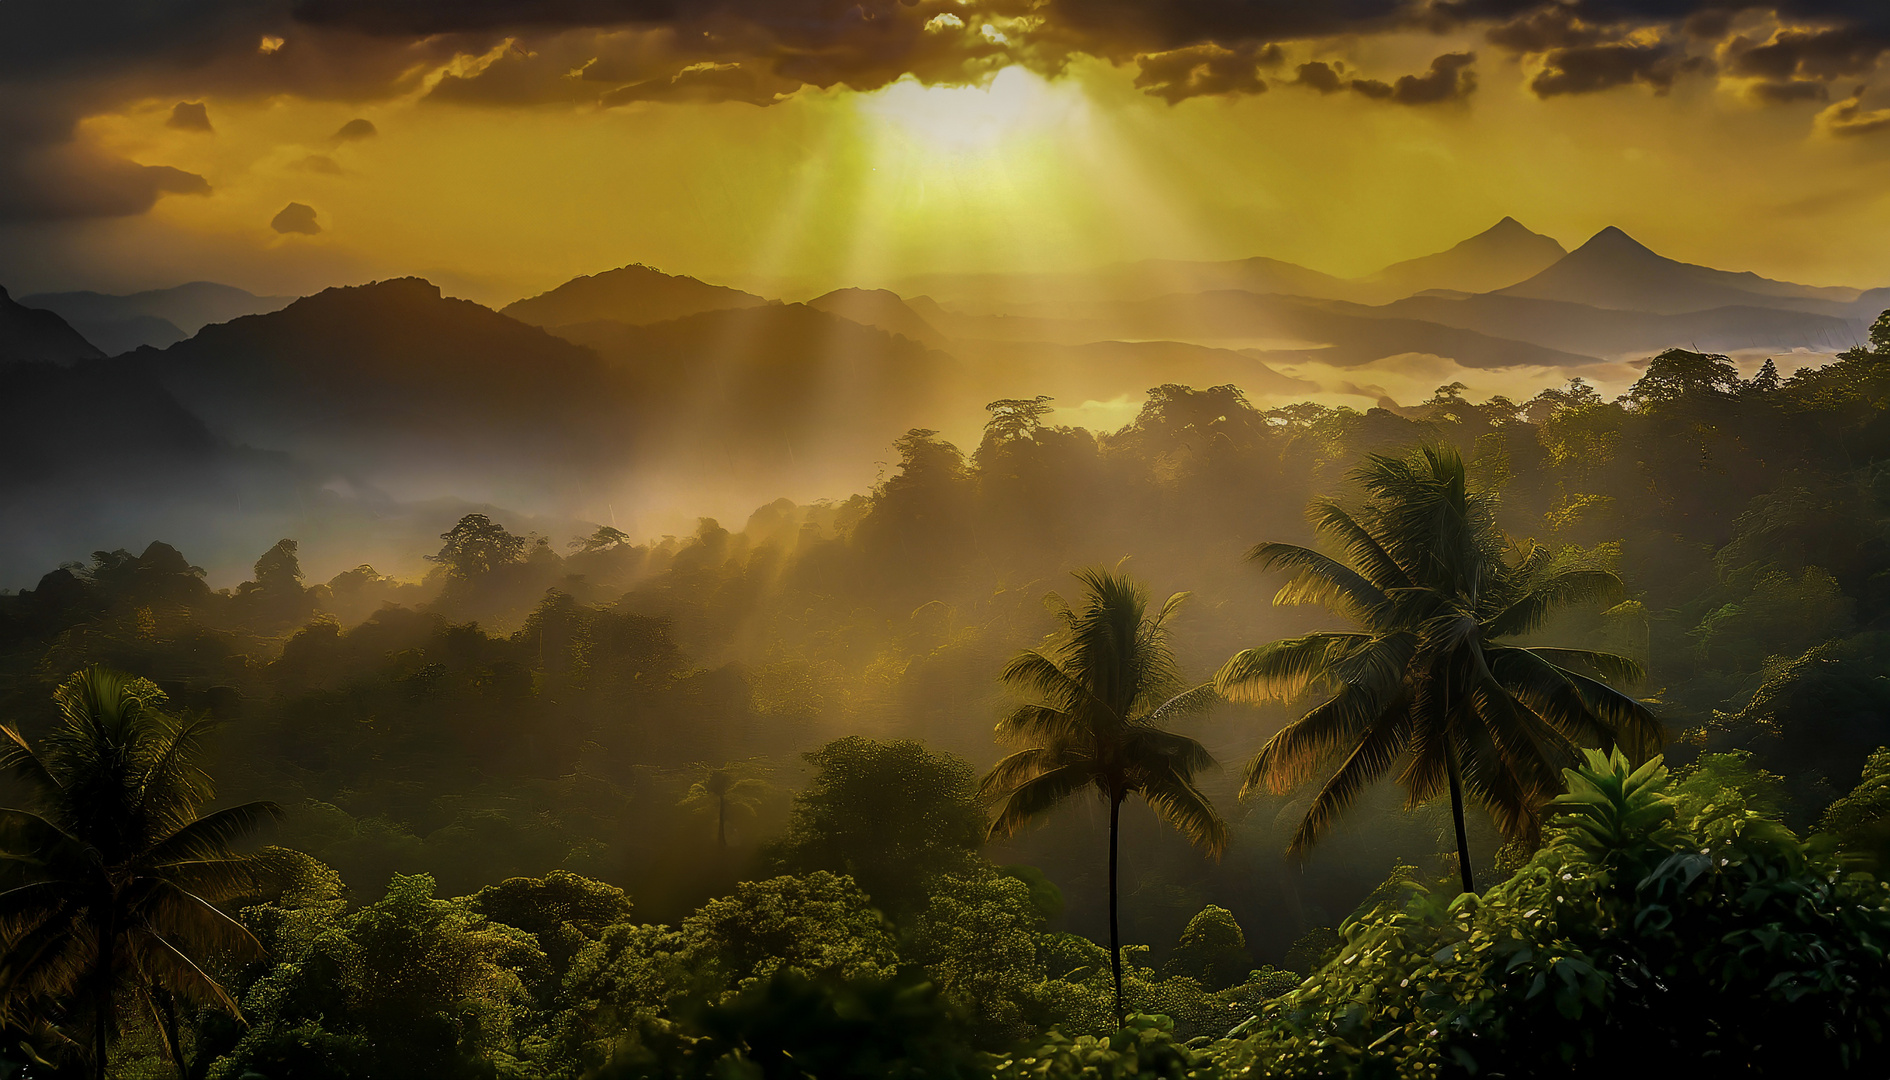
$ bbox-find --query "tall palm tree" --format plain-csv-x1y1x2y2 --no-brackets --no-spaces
1216,447,1659,893
981,567,1226,1020
0,667,284,1079
678,762,771,851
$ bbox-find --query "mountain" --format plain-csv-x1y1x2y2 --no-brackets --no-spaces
1360,217,1567,298
503,264,770,328
123,278,628,508
924,290,1598,370
1,286,106,365
1352,293,1864,359
1494,227,1863,316
22,281,296,351
892,255,1367,312
806,288,945,347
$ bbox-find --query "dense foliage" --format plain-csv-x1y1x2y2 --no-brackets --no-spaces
2,315,1890,1074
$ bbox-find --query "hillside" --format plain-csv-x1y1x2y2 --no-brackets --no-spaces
504,264,770,327
0,287,106,365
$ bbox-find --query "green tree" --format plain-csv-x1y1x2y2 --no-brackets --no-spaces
1626,348,1742,408
678,763,771,851
769,737,984,914
1164,906,1250,990
981,567,1226,1020
0,667,283,1080
427,513,526,581
214,873,542,1080
1217,446,1659,892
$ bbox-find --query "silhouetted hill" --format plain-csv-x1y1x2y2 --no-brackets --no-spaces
23,281,295,349
1355,293,1864,358
1494,227,1863,316
928,290,1597,369
1,287,106,365
1360,218,1566,298
806,288,945,347
504,264,770,328
124,278,627,507
893,256,1367,311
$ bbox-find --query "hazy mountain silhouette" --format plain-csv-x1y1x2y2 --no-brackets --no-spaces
806,288,946,347
23,281,296,351
892,255,1367,311
926,290,1597,369
1359,293,1864,358
503,264,770,328
957,338,1316,405
1494,227,1865,316
1,286,106,365
122,278,630,508
550,303,948,495
1359,217,1566,298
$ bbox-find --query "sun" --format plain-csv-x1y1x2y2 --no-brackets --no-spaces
855,66,1085,156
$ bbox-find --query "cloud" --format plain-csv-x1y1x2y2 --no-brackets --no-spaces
1294,60,1347,93
1816,86,1890,136
271,201,322,234
1486,7,1609,53
1292,53,1476,105
1530,41,1711,97
1132,42,1280,103
0,144,209,222
1385,51,1478,103
1745,78,1830,103
166,101,213,132
332,117,377,140
1727,25,1889,81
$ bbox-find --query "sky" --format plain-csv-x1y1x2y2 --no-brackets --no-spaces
4,1,1890,307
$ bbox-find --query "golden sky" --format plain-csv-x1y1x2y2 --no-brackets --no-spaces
5,5,1890,304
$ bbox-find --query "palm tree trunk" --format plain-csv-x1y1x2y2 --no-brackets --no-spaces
1444,743,1475,894
1108,794,1123,1023
94,903,115,1080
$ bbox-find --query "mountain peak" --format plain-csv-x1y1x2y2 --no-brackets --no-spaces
1578,226,1657,257
1359,217,1566,298
503,264,768,328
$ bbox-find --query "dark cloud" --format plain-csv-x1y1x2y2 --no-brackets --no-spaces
1486,7,1608,52
1386,50,1478,102
1133,42,1280,103
271,201,321,234
1295,60,1347,93
333,117,377,140
167,101,213,132
1817,86,1890,135
1530,41,1710,96
1728,26,1889,81
1292,53,1476,104
0,145,209,222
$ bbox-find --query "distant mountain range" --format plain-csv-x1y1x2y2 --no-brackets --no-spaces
22,281,293,354
4,217,1887,585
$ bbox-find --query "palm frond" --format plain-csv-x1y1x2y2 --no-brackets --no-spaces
1249,542,1391,621
140,802,284,867
1485,570,1626,638
1302,499,1411,594
1242,679,1409,798
985,763,1097,841
1137,766,1227,858
1285,707,1413,855
1213,632,1374,704
1521,646,1645,684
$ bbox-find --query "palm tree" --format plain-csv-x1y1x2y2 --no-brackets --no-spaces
981,567,1225,1020
0,667,284,1079
678,762,771,851
1216,447,1659,893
